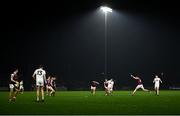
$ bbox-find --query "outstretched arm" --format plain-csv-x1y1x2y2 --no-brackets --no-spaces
93,81,99,84
131,75,139,80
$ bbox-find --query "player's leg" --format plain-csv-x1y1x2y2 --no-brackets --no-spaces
46,85,49,96
154,86,157,95
141,85,150,92
104,87,108,96
93,87,96,95
9,84,14,101
13,87,19,101
132,85,140,95
107,87,111,95
22,86,24,94
132,88,138,95
157,86,160,95
90,86,93,94
49,86,55,96
36,86,40,102
41,86,44,101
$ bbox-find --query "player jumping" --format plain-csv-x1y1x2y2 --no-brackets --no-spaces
9,69,19,102
153,75,162,95
131,74,150,95
32,65,47,102
90,81,99,95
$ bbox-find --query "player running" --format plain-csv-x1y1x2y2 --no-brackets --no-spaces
153,75,162,95
131,74,150,95
9,69,19,102
32,65,47,102
19,80,24,94
90,81,99,95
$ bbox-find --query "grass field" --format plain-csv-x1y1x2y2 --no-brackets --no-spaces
0,90,180,115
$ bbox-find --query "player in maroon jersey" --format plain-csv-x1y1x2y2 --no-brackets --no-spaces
46,76,55,96
9,69,20,102
131,74,150,95
90,81,99,95
51,77,56,96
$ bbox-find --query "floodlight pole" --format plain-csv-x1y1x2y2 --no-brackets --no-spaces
104,12,107,77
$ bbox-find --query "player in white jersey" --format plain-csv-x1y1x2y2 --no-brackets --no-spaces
153,75,162,95
19,80,24,94
107,79,114,95
32,65,46,102
104,79,109,96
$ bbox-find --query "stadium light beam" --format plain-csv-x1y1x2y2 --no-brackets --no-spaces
100,6,112,77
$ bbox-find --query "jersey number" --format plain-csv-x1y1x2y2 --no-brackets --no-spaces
37,71,42,75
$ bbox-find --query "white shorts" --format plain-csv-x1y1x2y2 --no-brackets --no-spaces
19,86,24,90
136,84,144,89
9,84,14,89
36,80,44,87
47,85,53,90
154,84,159,88
91,86,96,90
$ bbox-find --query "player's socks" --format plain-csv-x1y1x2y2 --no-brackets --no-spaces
42,96,44,100
37,97,39,102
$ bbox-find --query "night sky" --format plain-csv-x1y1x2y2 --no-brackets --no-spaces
0,0,180,90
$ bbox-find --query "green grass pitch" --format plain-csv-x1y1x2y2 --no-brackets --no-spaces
0,90,180,115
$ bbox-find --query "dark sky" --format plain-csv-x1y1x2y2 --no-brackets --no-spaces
0,0,180,90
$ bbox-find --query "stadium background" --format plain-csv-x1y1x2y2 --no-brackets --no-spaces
0,0,180,91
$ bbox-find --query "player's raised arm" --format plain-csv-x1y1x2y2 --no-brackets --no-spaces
160,78,162,83
131,75,138,79
93,81,99,84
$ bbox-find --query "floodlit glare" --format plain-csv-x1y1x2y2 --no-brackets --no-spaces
100,6,112,13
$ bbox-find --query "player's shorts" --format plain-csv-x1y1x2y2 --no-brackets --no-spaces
154,84,159,88
36,80,44,87
136,84,144,89
91,86,96,90
47,85,53,90
9,84,14,89
19,86,24,90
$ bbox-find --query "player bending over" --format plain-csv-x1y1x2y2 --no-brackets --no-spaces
46,76,55,96
131,74,150,95
32,65,46,102
153,75,162,95
46,76,51,95
19,80,24,94
9,69,19,102
51,77,56,96
90,81,99,95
